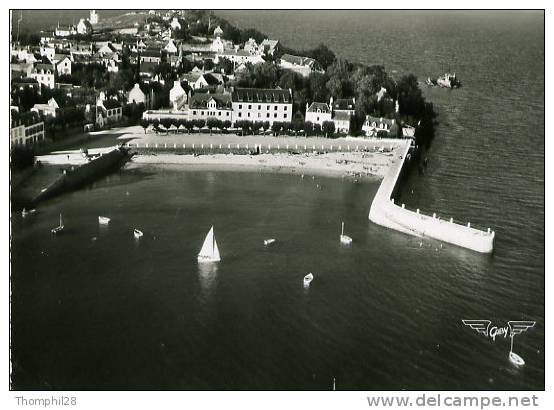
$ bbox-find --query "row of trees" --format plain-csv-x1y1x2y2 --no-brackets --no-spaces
138,117,343,138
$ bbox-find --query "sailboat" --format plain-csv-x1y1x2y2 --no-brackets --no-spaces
133,228,143,239
198,226,221,263
21,208,37,218
51,213,64,234
340,221,352,245
98,216,111,225
508,334,525,367
303,272,314,287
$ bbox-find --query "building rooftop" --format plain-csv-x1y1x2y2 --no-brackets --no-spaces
232,88,292,104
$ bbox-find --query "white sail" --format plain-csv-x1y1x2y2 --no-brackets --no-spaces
198,226,220,262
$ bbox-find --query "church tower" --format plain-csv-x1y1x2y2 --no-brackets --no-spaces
90,10,98,25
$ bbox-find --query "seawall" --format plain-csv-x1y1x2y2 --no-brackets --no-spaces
368,140,495,253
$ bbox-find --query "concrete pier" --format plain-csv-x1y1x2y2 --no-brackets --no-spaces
368,140,495,253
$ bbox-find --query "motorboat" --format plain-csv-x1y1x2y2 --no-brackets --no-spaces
98,216,111,225
264,238,276,246
133,229,143,239
303,273,314,287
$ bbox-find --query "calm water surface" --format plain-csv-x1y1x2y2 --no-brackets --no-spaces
11,11,544,390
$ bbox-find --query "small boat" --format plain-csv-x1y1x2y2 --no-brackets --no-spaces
264,238,276,246
21,208,37,218
133,229,143,239
303,273,314,287
51,213,64,234
508,335,525,367
98,216,111,225
340,222,352,245
198,226,221,263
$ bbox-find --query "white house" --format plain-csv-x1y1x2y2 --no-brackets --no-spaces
232,88,293,125
55,23,77,37
213,25,223,37
164,39,178,54
77,18,93,35
243,38,260,55
210,36,225,53
305,97,355,133
127,83,154,109
169,80,187,109
305,102,332,125
31,97,59,118
170,17,181,30
280,54,325,78
55,56,72,75
30,64,56,89
259,39,279,56
215,50,265,65
362,115,398,137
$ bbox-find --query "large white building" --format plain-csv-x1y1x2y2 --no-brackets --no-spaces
10,111,45,146
231,88,293,124
279,54,324,78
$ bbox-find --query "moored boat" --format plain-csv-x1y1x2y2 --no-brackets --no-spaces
21,208,37,218
264,238,276,246
198,226,221,263
303,272,314,287
98,216,111,225
133,228,143,239
51,213,64,234
340,222,352,245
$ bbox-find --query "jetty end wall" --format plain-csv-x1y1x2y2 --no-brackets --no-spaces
368,140,495,253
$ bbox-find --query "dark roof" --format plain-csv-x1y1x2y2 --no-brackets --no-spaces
139,61,158,74
202,73,221,86
33,63,54,73
307,102,330,113
333,111,351,121
365,115,394,127
141,49,162,58
102,99,122,109
333,98,356,111
232,88,292,104
189,93,232,109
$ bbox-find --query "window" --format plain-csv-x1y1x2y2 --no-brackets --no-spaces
238,112,242,118
258,113,261,118
248,104,252,109
227,112,230,116
284,114,287,119
247,113,250,117
274,105,278,110
274,113,277,118
284,106,287,111
239,104,242,109
258,105,261,110
193,111,196,115
201,111,204,115
266,113,270,118
218,112,221,116
317,117,319,122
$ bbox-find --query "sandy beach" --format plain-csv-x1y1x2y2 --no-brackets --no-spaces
34,129,406,180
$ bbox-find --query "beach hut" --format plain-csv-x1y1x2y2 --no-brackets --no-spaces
192,126,200,133
158,124,167,132
169,124,178,133
178,124,186,133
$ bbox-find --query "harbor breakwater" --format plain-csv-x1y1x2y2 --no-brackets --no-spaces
368,140,495,253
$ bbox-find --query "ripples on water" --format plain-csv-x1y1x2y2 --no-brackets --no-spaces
12,11,544,390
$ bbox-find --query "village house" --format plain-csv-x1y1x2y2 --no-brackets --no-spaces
55,23,77,37
279,54,324,78
259,39,280,56
305,101,332,125
170,17,182,30
77,18,93,35
10,62,34,79
69,41,94,56
11,77,40,92
10,110,45,146
213,25,224,37
169,80,188,110
362,115,400,137
232,88,293,125
31,97,59,118
55,55,72,76
243,38,261,55
305,96,355,133
95,98,123,127
127,83,156,110
140,49,163,64
210,36,225,53
182,72,222,91
215,49,265,65
40,45,56,62
30,63,56,89
164,39,178,54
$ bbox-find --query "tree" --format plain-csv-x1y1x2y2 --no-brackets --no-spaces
304,44,336,69
304,121,314,136
271,121,282,135
322,121,335,138
139,118,149,134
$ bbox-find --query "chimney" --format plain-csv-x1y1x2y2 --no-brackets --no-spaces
305,102,309,112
